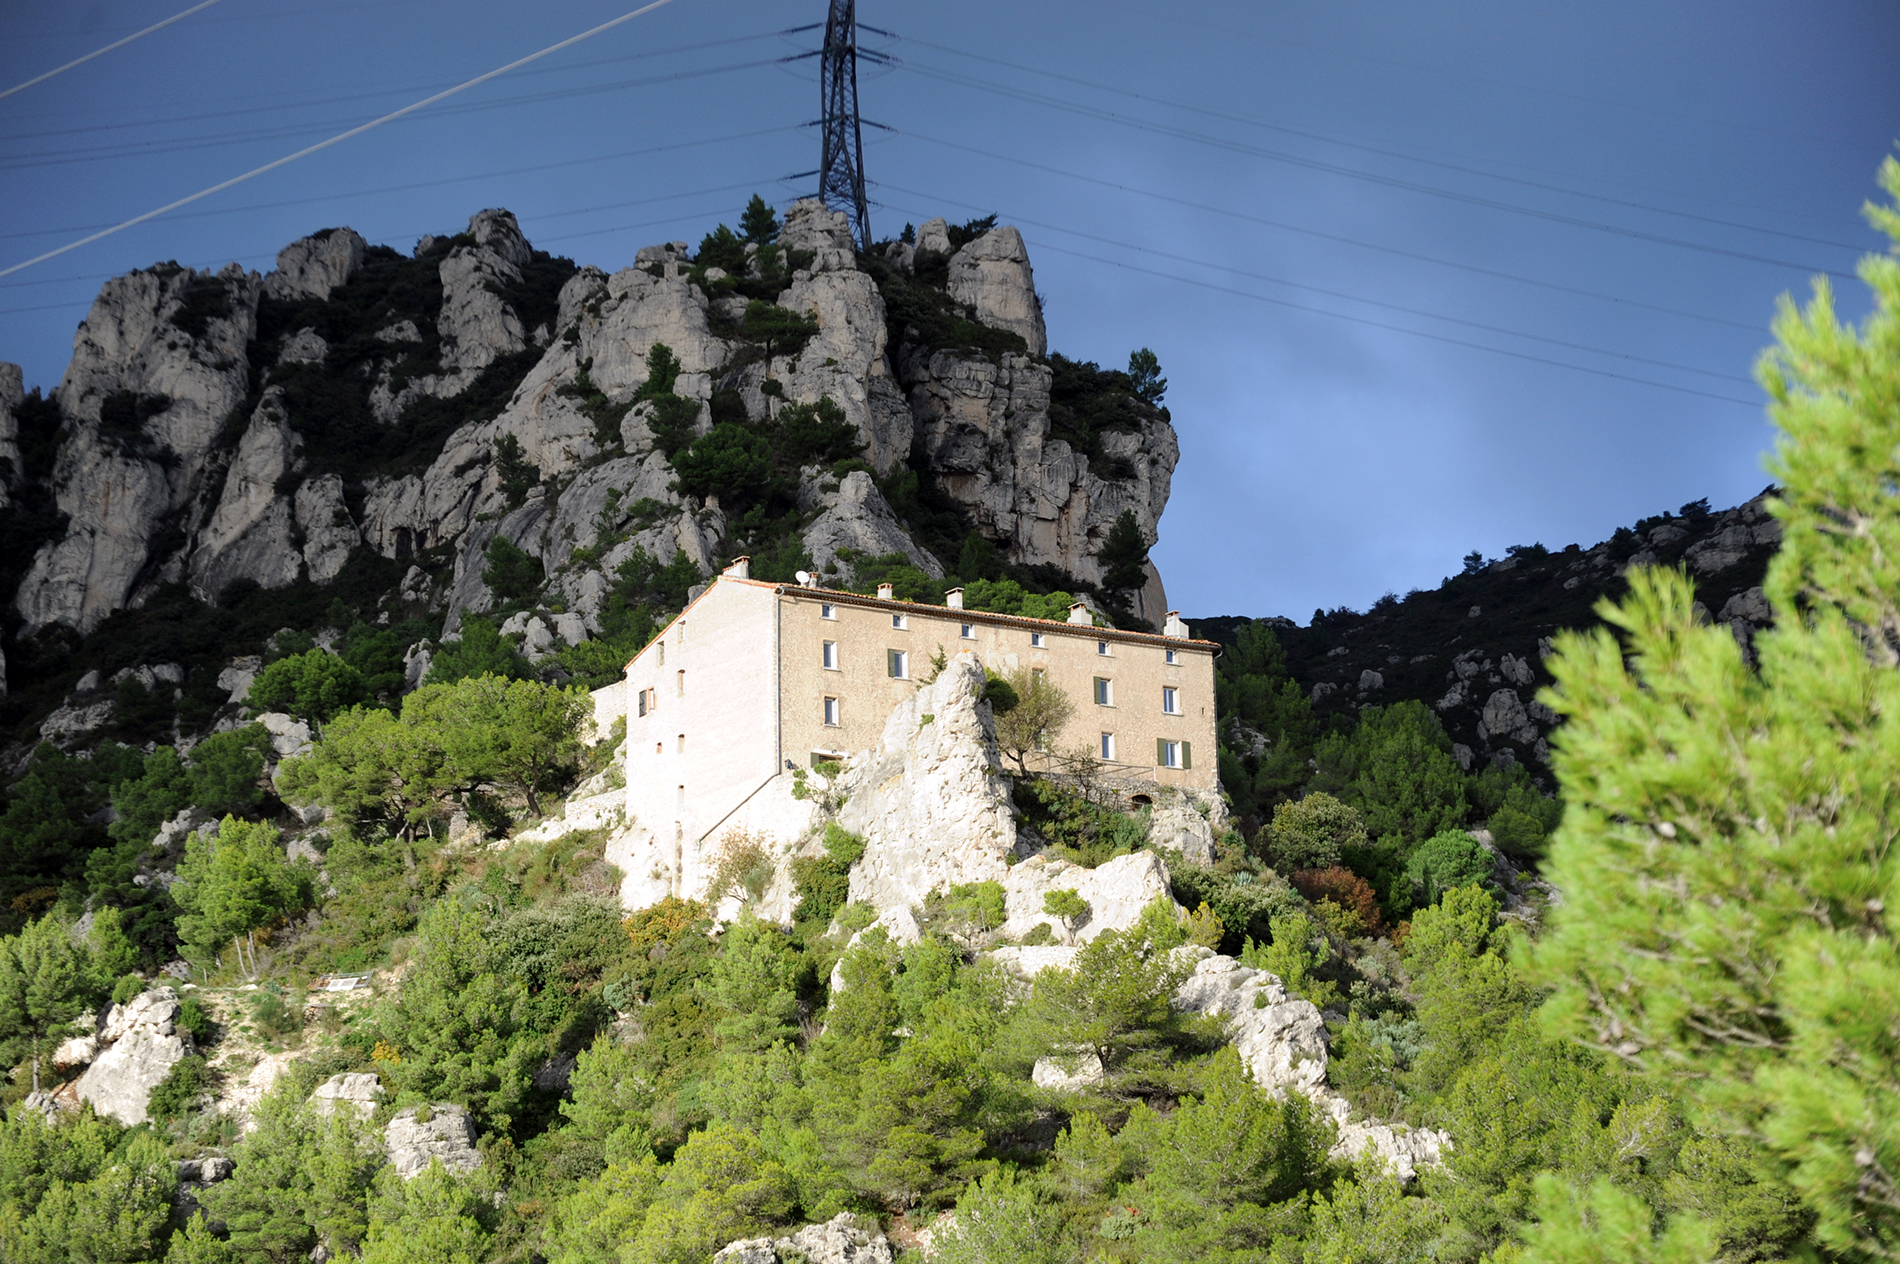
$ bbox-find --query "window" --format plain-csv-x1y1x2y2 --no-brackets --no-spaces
637,689,648,718
1158,739,1193,770
892,613,907,630
1097,639,1111,656
677,785,685,810
887,649,909,679
1093,677,1113,706
1030,632,1045,647
960,623,974,639
657,643,665,666
822,641,838,669
821,603,837,620
1031,667,1045,682
676,670,685,696
677,734,685,754
655,742,662,755
823,697,840,726
1162,686,1180,715
1100,732,1116,760
1165,648,1179,665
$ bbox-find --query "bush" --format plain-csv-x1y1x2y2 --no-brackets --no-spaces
1401,831,1495,909
1264,792,1367,873
147,1054,211,1122
177,992,215,1044
189,724,273,815
1289,867,1384,936
247,650,368,723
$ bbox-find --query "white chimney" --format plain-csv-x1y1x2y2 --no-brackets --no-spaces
944,587,964,610
723,556,751,580
1163,610,1189,639
1067,602,1093,626
877,582,894,600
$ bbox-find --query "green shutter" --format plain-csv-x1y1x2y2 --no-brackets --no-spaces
1157,738,1167,765
1182,741,1192,770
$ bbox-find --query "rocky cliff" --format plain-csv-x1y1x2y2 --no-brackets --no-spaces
0,200,1179,748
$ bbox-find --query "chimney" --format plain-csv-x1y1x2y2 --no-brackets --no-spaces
723,556,750,580
944,587,964,610
876,582,894,601
1164,610,1189,639
1067,602,1093,626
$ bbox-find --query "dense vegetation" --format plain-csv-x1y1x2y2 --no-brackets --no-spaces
3,163,1897,1264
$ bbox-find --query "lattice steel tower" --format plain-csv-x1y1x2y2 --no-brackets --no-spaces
818,0,870,250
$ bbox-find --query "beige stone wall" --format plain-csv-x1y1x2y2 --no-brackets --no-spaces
774,589,1218,791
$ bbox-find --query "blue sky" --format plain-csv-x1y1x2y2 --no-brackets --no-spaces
2,0,1896,620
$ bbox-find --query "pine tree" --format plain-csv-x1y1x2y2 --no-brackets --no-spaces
1098,508,1151,594
1531,156,1900,1260
739,194,780,245
0,914,84,1093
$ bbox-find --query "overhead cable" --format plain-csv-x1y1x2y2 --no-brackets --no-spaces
893,64,1846,275
0,0,687,279
879,182,1754,387
898,36,1867,253
0,0,227,102
899,130,1765,332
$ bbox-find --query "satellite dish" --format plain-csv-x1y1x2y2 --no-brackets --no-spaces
795,570,812,586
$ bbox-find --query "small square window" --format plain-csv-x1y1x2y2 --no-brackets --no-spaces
1097,640,1110,656
1166,649,1180,665
677,733,686,754
823,697,840,726
892,613,907,630
1162,686,1180,715
1031,667,1045,683
887,649,909,679
821,603,837,620
1093,677,1113,706
1160,740,1182,768
822,640,838,669
960,623,974,639
1100,732,1116,760
1030,632,1045,647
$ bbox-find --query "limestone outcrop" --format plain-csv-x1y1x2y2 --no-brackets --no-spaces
947,225,1047,356
73,986,197,1126
385,1104,482,1179
714,1213,894,1264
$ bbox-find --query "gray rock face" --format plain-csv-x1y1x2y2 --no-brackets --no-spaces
385,1104,482,1179
263,229,366,302
309,1072,385,1118
74,986,195,1125
1478,689,1536,745
999,850,1174,945
0,361,22,512
714,1213,893,1264
436,211,531,377
17,262,261,633
800,470,943,578
947,226,1047,357
188,391,303,600
1171,946,1330,1097
838,654,1020,941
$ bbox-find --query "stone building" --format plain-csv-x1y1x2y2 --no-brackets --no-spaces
614,558,1219,906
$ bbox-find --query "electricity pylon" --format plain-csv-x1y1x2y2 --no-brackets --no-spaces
818,0,870,250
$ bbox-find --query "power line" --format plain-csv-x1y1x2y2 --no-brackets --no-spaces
897,37,1869,254
0,53,784,173
0,124,801,243
879,182,1755,387
874,193,1760,409
0,0,227,102
0,0,688,280
892,63,1848,276
897,130,1767,333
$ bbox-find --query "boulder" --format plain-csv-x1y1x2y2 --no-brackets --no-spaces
1477,689,1536,745
713,1213,894,1264
74,986,194,1126
1170,947,1330,1097
385,1104,482,1179
998,850,1174,944
255,712,312,759
309,1073,385,1119
51,1034,98,1071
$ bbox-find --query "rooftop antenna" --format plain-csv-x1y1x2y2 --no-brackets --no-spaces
819,0,871,250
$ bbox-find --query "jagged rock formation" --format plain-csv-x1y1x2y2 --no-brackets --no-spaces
3,197,1179,696
714,1213,894,1264
71,985,197,1126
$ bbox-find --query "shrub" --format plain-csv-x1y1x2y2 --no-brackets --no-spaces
147,1054,211,1122
247,651,368,723
1264,792,1367,873
1402,831,1495,909
1289,867,1384,936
